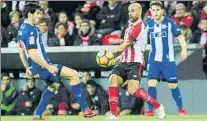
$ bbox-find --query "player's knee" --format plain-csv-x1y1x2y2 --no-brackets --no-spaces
127,81,138,95
70,70,79,82
128,88,137,95
108,74,119,87
168,83,177,89
148,79,157,87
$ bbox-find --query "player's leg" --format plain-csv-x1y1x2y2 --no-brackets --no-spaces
127,80,165,119
59,65,95,117
146,61,160,116
107,63,125,119
31,68,60,119
127,63,165,119
162,62,186,116
34,83,60,119
108,74,123,117
146,79,158,116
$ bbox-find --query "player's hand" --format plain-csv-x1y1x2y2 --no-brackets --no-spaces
26,67,33,79
47,65,58,74
181,49,188,61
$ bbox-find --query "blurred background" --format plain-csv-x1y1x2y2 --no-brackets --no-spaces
1,1,207,116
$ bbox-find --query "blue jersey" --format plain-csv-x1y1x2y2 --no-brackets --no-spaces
146,17,181,62
17,23,51,69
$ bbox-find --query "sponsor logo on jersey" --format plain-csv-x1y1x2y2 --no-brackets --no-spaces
150,31,167,38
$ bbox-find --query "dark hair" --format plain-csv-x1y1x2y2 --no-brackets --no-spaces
81,19,90,25
1,73,10,79
86,80,99,87
55,22,68,30
74,12,84,20
58,11,69,21
23,2,41,18
150,2,164,9
39,18,48,25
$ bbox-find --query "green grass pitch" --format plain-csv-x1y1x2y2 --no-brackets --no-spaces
2,115,207,121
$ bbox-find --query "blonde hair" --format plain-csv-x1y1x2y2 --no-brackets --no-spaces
9,11,20,20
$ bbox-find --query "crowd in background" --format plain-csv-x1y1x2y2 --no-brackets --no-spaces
1,1,207,48
2,0,207,116
1,72,144,116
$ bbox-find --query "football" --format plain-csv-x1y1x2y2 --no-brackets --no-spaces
96,50,115,67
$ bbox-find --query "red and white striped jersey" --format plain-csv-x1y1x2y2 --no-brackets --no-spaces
120,19,147,65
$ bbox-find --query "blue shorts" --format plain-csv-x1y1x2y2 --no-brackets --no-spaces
30,64,63,85
147,60,177,83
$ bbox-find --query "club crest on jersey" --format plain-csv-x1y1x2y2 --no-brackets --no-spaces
29,36,35,44
161,24,167,29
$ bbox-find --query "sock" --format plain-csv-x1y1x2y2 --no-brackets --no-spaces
71,83,88,111
148,87,157,111
171,87,183,110
35,89,54,117
133,88,160,109
108,87,119,116
58,102,67,110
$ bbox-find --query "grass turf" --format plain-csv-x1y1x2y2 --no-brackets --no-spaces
2,115,207,121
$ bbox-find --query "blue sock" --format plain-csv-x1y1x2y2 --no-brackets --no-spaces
35,89,54,117
171,87,183,109
71,83,88,111
148,87,157,110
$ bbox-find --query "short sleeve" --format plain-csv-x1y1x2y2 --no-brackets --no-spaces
170,20,181,37
26,29,38,49
19,27,38,49
17,29,24,42
128,24,142,43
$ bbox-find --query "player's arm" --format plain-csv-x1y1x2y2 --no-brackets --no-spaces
28,49,52,70
25,29,57,73
18,42,29,69
176,35,188,61
171,20,188,61
111,39,133,54
177,34,187,51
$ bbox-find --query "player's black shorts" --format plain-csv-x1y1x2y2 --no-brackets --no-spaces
111,62,143,81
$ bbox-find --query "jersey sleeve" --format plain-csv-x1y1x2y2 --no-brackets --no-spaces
171,20,181,37
128,24,142,43
25,28,38,49
17,29,24,47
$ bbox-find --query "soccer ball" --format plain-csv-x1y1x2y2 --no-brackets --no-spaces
96,50,115,67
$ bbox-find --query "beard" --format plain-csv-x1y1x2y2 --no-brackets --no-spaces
129,16,138,22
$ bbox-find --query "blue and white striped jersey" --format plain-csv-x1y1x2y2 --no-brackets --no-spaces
146,17,181,62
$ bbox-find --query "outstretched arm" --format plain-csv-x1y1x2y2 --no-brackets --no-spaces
111,39,132,54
